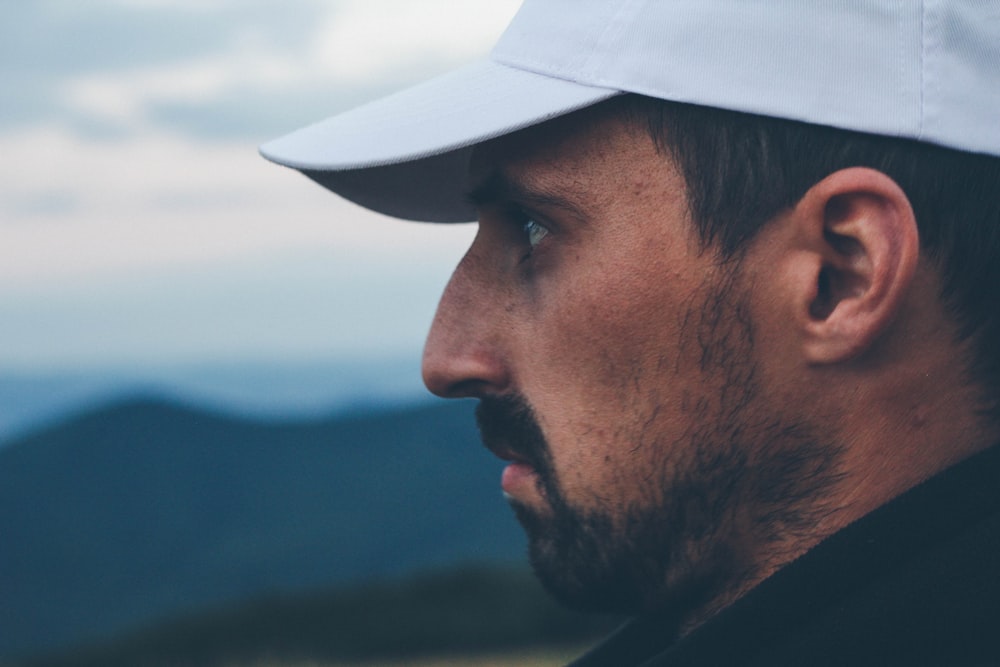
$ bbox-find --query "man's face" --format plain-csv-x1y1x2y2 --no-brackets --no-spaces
421,103,839,617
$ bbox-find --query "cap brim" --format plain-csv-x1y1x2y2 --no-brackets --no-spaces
260,60,620,222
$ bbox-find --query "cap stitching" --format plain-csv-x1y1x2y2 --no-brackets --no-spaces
579,0,641,79
918,0,927,141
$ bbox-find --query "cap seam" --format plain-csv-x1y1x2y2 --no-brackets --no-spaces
491,51,625,93
918,0,927,141
579,0,640,79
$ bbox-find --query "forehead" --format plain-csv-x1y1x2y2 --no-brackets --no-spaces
467,101,678,207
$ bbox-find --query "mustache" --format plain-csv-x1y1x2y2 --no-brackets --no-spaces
475,395,549,467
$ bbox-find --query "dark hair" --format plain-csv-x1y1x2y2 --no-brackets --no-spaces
620,95,1000,422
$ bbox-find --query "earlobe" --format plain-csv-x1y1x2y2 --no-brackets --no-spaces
796,168,920,364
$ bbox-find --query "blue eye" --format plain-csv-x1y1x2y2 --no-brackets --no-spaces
524,217,549,249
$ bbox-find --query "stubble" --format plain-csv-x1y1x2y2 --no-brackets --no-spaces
476,265,845,627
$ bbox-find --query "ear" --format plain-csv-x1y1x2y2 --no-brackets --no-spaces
789,168,920,364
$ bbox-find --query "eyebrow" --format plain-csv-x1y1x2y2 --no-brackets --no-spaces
464,169,587,221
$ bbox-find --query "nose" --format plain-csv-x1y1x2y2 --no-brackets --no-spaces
422,244,510,399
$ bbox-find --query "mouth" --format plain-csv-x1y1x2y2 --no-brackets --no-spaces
500,460,539,498
474,396,547,501
485,439,529,464
482,440,541,498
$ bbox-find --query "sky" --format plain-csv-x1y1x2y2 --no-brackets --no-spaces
0,0,522,373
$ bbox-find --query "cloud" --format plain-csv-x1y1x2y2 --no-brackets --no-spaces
4,0,322,138
0,124,476,368
56,54,297,135
0,0,522,369
1,0,521,141
312,0,521,82
0,1,322,76
0,125,475,289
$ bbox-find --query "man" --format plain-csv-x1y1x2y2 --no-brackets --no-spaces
262,1,1000,664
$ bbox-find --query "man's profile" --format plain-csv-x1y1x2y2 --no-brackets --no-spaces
262,1,1000,664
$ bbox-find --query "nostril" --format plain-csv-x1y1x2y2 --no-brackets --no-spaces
444,379,496,399
422,347,510,399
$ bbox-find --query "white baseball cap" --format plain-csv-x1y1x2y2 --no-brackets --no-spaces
260,0,1000,223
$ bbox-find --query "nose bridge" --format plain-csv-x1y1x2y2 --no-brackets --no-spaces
422,239,510,398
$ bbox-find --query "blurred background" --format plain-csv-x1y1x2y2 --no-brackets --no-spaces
0,2,613,665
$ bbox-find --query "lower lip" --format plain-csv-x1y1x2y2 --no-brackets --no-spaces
501,462,537,496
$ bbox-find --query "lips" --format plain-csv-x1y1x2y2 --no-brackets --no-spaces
501,461,538,497
483,438,532,466
477,427,541,497
475,395,549,499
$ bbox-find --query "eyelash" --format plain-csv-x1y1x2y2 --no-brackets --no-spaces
506,206,550,258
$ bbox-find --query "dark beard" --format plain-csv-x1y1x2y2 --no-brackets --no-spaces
475,269,844,620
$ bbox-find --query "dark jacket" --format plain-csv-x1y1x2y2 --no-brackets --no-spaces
572,444,1000,666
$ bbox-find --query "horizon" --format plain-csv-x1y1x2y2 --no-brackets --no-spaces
0,355,445,445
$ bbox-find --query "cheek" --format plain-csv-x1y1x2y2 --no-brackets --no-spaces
534,251,691,396
521,256,701,497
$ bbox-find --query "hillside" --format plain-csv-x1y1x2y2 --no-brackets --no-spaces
0,396,527,660
25,565,616,667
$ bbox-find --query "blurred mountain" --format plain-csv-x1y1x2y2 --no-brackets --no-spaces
27,565,617,667
0,358,429,443
0,395,525,661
